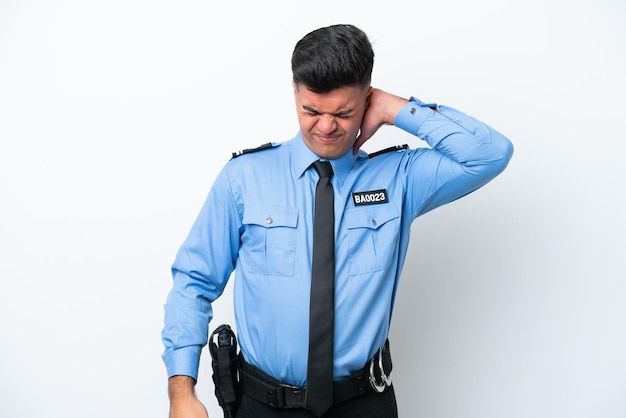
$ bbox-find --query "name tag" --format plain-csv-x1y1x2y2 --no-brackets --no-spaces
352,189,388,206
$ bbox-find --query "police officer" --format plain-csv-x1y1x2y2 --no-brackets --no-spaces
162,24,513,418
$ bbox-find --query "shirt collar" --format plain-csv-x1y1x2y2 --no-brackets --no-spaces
292,132,357,185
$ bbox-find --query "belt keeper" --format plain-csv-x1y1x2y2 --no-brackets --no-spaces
355,373,367,395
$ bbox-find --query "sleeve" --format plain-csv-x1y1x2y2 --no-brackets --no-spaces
394,97,514,218
160,165,241,379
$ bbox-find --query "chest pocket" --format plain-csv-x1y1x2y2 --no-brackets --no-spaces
242,205,298,276
345,203,400,276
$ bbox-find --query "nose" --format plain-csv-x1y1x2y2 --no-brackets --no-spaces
317,114,337,134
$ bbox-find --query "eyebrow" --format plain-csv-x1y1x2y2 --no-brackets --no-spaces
302,105,354,117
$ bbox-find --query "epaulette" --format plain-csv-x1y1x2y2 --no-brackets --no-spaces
231,142,275,158
368,144,408,158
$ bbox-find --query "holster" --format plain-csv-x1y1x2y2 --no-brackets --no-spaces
209,324,241,418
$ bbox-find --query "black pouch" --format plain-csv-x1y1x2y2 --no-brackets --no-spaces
209,324,241,418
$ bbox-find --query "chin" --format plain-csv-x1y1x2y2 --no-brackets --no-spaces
320,149,348,160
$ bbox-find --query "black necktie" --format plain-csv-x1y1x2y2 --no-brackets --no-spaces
306,160,335,417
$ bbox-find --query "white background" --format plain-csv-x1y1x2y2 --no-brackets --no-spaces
1,1,625,417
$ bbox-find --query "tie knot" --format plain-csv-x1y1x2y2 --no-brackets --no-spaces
312,160,333,178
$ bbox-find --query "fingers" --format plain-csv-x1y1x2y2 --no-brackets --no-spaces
353,133,368,154
352,126,376,154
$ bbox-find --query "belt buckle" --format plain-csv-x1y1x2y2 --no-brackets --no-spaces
280,383,306,408
368,348,392,393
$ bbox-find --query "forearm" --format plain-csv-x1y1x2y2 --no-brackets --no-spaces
411,100,512,168
395,97,513,174
162,268,215,380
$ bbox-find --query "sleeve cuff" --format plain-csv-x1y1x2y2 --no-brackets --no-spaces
162,345,202,380
393,97,437,135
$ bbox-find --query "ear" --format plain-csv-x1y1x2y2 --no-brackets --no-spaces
365,86,373,103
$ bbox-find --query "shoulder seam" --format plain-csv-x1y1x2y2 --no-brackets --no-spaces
231,142,275,158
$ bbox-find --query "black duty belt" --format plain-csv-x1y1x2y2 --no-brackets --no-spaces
238,340,392,409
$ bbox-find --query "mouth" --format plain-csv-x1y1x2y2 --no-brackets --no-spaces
315,133,341,144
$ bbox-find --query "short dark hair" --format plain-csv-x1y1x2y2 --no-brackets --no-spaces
291,24,374,93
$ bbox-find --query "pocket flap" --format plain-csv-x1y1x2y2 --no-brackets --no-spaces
345,204,399,230
243,205,298,228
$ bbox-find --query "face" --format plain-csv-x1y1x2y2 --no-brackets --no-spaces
293,82,371,159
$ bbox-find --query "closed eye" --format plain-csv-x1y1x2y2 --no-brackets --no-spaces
302,106,354,119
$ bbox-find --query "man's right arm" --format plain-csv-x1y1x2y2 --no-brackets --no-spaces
163,167,242,416
168,375,209,418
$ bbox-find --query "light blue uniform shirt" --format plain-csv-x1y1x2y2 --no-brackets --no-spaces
162,98,513,386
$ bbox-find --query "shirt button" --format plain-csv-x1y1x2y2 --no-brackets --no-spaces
371,219,377,226
409,107,416,114
266,217,273,224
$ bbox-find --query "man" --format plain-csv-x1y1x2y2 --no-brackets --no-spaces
162,24,513,418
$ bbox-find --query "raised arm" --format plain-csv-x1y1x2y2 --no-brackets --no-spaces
356,87,514,217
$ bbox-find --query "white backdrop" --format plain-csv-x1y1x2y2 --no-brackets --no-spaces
1,1,625,417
